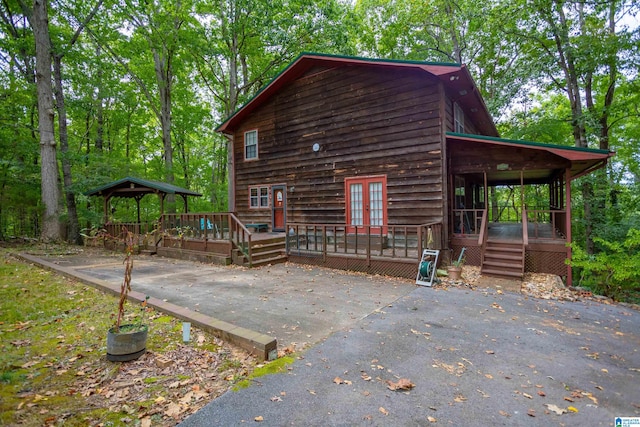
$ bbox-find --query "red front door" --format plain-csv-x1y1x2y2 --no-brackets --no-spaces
272,185,286,232
345,176,387,233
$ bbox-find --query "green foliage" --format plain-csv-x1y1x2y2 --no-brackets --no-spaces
571,229,640,302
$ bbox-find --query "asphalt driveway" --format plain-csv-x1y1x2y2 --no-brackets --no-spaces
180,284,640,426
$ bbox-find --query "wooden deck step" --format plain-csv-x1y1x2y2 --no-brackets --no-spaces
250,254,288,267
481,268,524,279
239,235,287,268
481,240,524,280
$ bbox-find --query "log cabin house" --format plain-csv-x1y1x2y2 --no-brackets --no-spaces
209,53,614,285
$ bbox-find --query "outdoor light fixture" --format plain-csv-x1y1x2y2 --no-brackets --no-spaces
312,143,320,152
497,163,509,170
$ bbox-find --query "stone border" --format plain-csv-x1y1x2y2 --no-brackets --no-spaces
15,253,277,361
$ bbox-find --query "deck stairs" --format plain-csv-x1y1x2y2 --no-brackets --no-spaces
481,239,525,280
235,235,287,268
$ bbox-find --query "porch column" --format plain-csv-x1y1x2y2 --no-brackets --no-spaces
565,168,572,287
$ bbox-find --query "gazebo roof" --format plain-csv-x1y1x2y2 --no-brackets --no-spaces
85,176,202,199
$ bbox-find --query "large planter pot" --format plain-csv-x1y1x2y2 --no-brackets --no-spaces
107,324,148,362
447,266,463,281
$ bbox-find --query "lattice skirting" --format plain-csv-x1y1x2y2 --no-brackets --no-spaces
450,244,482,266
525,250,568,277
288,253,419,280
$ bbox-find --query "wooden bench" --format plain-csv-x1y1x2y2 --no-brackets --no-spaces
246,223,268,233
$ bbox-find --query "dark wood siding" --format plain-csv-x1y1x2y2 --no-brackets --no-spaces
233,64,446,227
445,95,479,135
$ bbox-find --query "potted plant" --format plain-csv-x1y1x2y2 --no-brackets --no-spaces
447,258,464,281
106,226,149,362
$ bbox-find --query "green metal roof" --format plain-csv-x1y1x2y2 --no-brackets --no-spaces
447,132,612,155
85,176,202,197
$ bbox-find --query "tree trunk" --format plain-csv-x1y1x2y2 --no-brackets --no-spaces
32,0,61,241
153,49,175,212
53,54,81,244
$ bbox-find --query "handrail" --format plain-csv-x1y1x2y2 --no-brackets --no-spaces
477,209,488,246
229,213,253,267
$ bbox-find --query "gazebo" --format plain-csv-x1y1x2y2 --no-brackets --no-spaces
85,176,203,224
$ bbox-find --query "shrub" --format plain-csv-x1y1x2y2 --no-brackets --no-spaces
570,228,640,302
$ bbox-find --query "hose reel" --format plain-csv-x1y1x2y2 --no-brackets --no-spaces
416,249,440,286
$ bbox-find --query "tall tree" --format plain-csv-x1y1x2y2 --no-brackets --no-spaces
51,0,103,244
501,0,638,252
20,0,62,241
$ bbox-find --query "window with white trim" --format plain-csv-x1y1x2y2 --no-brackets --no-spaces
454,102,464,133
249,186,270,209
244,130,258,160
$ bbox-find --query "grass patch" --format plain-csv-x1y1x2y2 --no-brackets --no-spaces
0,247,258,426
233,356,295,390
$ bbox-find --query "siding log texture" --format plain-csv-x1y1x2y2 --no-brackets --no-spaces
233,64,446,227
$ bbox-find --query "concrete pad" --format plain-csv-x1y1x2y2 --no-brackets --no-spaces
19,249,416,356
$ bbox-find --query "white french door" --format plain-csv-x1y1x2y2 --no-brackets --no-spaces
345,176,387,233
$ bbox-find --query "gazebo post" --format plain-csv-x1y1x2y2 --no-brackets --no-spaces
135,195,143,225
103,195,111,224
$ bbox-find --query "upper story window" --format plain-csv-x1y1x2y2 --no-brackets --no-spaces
454,102,465,133
244,130,258,160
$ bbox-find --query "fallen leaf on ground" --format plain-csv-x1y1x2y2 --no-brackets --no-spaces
583,392,598,404
379,407,389,416
568,406,578,413
527,409,536,417
333,377,352,385
545,404,567,415
386,378,415,391
427,415,437,422
254,415,264,421
499,410,510,417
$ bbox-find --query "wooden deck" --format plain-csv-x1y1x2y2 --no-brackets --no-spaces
487,222,565,242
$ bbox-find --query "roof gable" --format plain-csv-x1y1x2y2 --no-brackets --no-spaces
85,176,202,198
216,53,498,136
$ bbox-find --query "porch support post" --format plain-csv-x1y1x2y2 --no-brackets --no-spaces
484,172,488,208
520,170,525,221
565,168,572,287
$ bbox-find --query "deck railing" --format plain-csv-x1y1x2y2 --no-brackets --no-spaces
228,213,253,266
160,212,230,240
286,222,443,261
452,209,485,236
526,209,567,240
160,212,255,265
